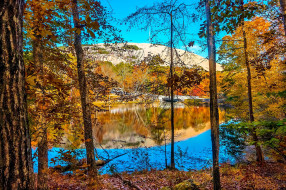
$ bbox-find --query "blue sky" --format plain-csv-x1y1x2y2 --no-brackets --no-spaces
99,0,209,58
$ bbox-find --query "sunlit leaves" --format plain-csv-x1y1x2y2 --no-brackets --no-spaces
198,0,267,37
218,17,286,121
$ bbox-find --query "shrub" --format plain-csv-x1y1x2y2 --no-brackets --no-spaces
97,49,110,54
123,44,140,50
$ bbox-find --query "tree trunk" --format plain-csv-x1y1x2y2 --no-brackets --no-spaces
71,0,97,175
242,29,264,163
170,13,175,170
280,0,286,35
240,0,264,163
37,126,48,190
205,0,221,189
32,37,49,190
0,0,33,189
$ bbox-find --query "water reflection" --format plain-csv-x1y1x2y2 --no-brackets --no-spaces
93,102,225,149
33,103,230,174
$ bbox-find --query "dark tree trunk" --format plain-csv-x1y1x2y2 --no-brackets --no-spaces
0,0,33,189
205,0,221,189
33,40,49,190
280,0,286,35
71,0,97,175
170,13,175,170
240,0,264,163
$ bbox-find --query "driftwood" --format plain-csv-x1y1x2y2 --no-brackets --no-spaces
95,152,128,167
52,152,128,172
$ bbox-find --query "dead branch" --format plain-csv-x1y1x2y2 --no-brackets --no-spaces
115,173,143,190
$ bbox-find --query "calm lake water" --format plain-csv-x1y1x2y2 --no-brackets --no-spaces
33,102,234,174
93,102,226,148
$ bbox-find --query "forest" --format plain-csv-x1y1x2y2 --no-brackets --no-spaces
0,0,285,189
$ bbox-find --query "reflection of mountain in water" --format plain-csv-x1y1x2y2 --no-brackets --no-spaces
92,103,225,149
109,104,148,114
109,102,186,114
159,102,186,109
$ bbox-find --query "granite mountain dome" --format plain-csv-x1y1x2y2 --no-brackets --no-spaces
83,43,223,71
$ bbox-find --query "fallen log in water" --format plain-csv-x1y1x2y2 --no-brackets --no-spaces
52,152,128,172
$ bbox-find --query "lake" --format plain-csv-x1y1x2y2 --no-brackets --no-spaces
33,102,234,174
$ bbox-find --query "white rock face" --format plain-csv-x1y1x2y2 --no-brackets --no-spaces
83,42,223,71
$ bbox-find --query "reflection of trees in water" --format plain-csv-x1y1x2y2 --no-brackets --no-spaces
149,107,168,145
151,106,210,131
60,123,85,149
64,104,225,148
150,127,165,145
118,116,129,134
148,106,226,146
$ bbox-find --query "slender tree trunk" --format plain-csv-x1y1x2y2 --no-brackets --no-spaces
0,0,33,189
71,0,97,175
205,0,221,189
32,38,49,190
37,125,48,190
164,128,168,169
241,29,264,163
280,0,286,35
240,0,264,163
170,13,175,170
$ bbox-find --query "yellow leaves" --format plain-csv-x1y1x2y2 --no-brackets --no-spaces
26,76,37,86
51,77,64,84
24,0,59,41
41,29,53,38
92,101,105,106
26,29,53,41
74,89,81,97
221,31,286,120
26,32,36,41
76,28,81,35
89,90,94,95
31,141,37,148
41,2,50,10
